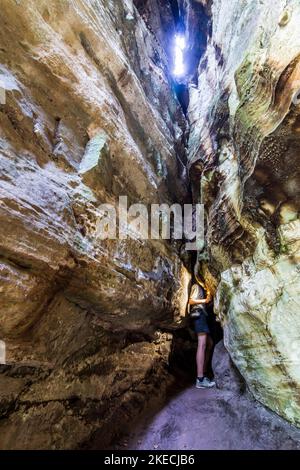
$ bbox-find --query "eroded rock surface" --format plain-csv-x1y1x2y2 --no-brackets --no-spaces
188,0,300,426
1,0,300,450
0,0,189,449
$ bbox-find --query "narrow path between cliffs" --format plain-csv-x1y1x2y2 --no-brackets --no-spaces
110,342,300,450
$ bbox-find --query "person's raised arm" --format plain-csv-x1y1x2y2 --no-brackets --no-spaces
188,297,208,305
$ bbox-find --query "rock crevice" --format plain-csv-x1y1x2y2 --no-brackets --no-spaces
0,0,300,450
188,0,300,427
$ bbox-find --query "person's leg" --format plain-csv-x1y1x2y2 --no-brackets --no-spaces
196,333,207,378
204,334,214,378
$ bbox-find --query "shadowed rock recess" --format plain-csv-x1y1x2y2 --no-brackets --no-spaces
0,0,299,450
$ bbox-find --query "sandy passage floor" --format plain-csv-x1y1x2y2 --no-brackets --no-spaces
113,343,300,450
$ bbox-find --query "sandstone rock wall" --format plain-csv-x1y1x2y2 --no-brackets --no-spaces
0,0,189,449
2,0,299,449
188,0,300,426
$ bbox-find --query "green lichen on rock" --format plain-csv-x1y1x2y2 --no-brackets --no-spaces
79,133,113,192
79,133,108,174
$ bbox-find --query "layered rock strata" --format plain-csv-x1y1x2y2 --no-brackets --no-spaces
188,0,300,426
0,0,189,449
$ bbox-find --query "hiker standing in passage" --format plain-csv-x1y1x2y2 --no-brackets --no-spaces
188,279,216,389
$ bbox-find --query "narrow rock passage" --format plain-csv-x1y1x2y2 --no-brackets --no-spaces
113,343,300,450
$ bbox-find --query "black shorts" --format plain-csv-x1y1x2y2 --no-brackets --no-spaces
193,311,211,335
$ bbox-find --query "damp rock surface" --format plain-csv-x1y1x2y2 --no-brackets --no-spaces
187,0,300,426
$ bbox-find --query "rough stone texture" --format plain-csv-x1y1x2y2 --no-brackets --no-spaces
1,0,300,450
177,0,212,82
133,0,177,67
0,0,189,449
113,342,300,450
188,0,300,426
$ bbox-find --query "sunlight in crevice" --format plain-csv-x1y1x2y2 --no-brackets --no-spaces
173,34,186,78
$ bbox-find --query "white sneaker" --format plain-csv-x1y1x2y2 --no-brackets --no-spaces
196,377,216,389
